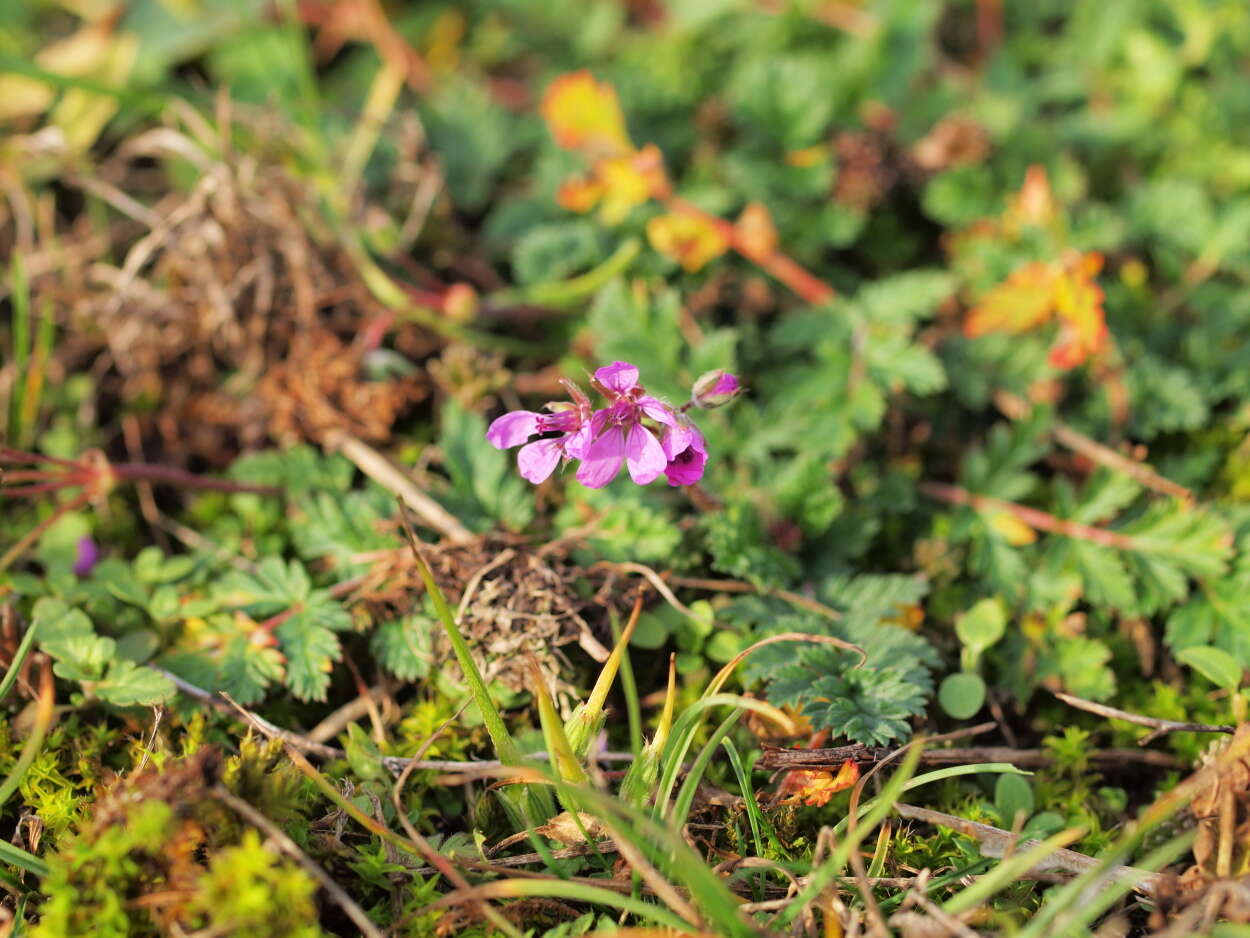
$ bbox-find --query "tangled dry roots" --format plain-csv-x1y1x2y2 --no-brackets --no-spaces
350,534,621,698
13,119,430,464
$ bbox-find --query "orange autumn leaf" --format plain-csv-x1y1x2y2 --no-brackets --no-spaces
781,760,861,807
734,201,779,260
540,70,632,157
1005,164,1059,231
647,210,730,272
965,251,1108,370
988,510,1038,546
1049,252,1108,369
964,261,1058,339
595,144,667,224
556,175,603,213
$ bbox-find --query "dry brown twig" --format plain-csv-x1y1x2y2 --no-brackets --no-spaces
995,390,1194,503
1053,690,1235,746
894,803,1163,896
323,430,471,541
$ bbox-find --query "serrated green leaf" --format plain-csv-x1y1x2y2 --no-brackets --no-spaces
371,615,434,681
95,659,176,707
1177,645,1243,691
440,399,535,532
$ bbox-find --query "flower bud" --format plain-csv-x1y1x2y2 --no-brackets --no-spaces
690,369,741,408
442,282,478,323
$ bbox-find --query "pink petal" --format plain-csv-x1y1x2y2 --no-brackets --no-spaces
576,427,626,488
639,395,677,426
486,411,540,449
594,361,639,394
625,425,666,485
661,424,691,460
517,438,563,484
565,423,594,460
664,448,707,486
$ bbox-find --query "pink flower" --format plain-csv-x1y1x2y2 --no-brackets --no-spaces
486,360,731,489
576,362,676,488
72,536,100,576
485,380,594,483
661,421,707,486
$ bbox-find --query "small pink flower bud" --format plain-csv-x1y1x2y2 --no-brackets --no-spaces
690,369,741,409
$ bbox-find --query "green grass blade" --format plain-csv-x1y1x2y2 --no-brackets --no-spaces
612,609,643,756
779,745,922,926
654,693,793,822
1037,829,1195,935
398,510,522,767
0,840,46,879
940,827,1085,916
670,711,741,830
8,254,30,446
0,621,38,705
433,878,693,932
722,738,782,860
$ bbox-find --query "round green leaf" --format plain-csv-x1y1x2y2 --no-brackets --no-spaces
938,672,986,719
1177,645,1243,691
995,772,1034,828
955,598,1006,654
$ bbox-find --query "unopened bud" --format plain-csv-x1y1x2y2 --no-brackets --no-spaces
690,369,742,408
442,283,478,323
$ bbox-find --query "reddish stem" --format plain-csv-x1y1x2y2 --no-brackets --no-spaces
0,448,81,468
112,463,280,496
663,195,837,305
0,482,77,497
0,470,68,482
919,480,1137,551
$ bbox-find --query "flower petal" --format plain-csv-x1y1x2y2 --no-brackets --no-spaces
576,426,626,488
594,361,639,394
517,438,563,484
486,411,540,449
625,425,666,485
661,423,693,460
638,395,677,426
664,446,707,486
664,426,707,486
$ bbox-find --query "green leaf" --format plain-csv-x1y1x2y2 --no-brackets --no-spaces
217,636,285,705
1177,645,1243,691
955,598,1006,655
371,614,434,681
512,220,604,283
701,500,799,588
440,399,535,532
995,773,1035,828
938,672,986,719
95,659,176,707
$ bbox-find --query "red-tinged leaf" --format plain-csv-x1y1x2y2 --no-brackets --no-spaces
1049,252,1108,369
964,261,1058,339
780,759,861,807
646,210,730,272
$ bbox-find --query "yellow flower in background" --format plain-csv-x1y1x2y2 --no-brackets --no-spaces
646,211,730,272
540,69,633,157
